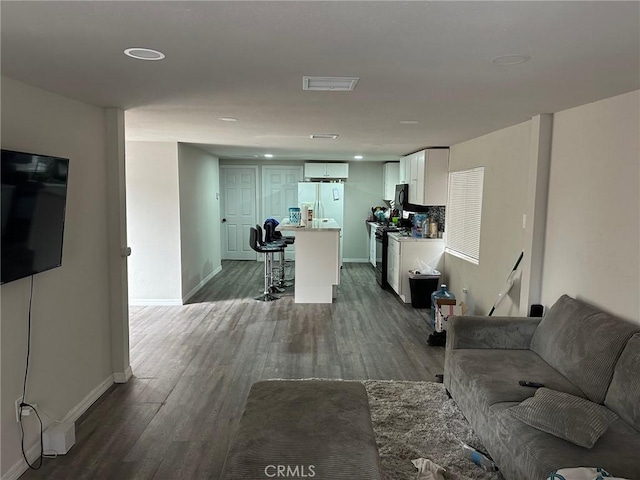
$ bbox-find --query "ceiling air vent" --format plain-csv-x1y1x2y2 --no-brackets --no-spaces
310,134,339,139
302,76,359,91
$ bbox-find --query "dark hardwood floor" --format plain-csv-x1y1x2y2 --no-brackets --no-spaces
20,261,443,480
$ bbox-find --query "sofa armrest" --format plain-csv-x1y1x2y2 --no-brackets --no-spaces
446,316,542,350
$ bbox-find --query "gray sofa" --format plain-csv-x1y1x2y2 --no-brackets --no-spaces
444,294,640,480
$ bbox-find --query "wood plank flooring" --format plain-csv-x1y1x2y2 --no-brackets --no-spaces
20,261,444,480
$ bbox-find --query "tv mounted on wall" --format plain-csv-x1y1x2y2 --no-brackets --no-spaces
1,149,69,284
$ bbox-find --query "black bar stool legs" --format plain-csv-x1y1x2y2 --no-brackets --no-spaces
262,223,295,292
260,250,280,302
274,237,295,288
249,227,283,302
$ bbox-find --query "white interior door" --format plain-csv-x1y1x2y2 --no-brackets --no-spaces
220,166,258,260
262,166,303,259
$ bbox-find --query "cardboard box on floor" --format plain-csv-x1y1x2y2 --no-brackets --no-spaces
435,298,468,332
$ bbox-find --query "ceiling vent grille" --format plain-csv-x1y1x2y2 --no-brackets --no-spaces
302,76,359,91
310,134,339,139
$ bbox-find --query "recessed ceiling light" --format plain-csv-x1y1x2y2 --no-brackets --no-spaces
218,117,238,122
264,154,274,158
491,54,531,66
354,155,363,160
302,76,359,91
124,47,165,61
399,120,419,125
310,134,339,139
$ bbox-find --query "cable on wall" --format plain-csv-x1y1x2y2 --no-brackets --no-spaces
19,275,44,470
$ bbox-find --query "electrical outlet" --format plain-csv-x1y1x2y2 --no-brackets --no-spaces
15,397,23,423
15,397,37,422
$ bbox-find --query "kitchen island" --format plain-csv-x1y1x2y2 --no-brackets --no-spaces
276,218,341,303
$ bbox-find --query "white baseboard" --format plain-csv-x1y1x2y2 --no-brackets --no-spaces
2,436,42,480
182,265,222,303
129,298,183,306
113,365,133,384
2,374,115,480
60,374,114,424
343,258,370,263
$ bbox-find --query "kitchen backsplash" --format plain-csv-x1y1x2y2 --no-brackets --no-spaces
425,206,446,231
406,206,446,229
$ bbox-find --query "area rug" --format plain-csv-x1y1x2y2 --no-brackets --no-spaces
362,380,504,480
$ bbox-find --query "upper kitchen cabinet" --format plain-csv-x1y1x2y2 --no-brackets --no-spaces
382,162,399,200
304,162,349,179
399,156,411,184
403,148,449,206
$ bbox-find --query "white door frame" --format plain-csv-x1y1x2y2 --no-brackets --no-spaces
219,164,260,260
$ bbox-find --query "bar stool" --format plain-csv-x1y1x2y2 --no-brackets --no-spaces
257,224,286,293
249,227,284,302
263,222,295,288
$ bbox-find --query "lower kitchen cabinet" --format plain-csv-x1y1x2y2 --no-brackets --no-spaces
387,236,401,293
369,224,378,267
387,234,445,303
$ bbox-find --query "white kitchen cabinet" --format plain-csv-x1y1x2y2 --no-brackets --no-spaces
401,149,449,206
399,156,411,184
408,152,424,204
382,162,399,200
369,223,378,267
387,233,445,303
387,236,401,293
304,162,349,179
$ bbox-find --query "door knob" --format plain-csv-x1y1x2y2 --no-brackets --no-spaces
222,218,227,223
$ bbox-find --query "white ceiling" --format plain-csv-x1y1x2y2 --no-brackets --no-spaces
2,1,639,161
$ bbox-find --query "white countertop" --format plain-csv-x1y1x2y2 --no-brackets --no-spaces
277,218,341,231
387,232,444,242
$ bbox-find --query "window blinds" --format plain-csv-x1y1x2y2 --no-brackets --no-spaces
445,167,484,264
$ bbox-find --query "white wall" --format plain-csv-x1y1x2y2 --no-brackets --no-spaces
446,121,532,315
1,77,116,478
541,90,639,323
125,141,182,304
177,143,222,301
343,162,385,262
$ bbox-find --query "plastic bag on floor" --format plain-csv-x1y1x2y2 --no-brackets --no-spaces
412,458,447,480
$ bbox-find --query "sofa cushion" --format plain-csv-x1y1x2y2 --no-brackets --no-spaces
508,388,618,448
530,295,640,404
605,333,640,431
446,348,586,411
490,402,640,480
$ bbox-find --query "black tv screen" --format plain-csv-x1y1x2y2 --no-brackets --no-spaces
1,149,69,284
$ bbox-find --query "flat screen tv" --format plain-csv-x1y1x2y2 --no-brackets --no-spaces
1,149,69,284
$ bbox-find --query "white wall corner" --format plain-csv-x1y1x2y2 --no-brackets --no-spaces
520,113,553,316
182,265,223,303
105,108,131,381
113,365,133,384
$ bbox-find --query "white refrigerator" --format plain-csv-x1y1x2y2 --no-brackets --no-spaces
297,182,344,265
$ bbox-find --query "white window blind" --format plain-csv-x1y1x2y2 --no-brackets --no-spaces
445,167,484,264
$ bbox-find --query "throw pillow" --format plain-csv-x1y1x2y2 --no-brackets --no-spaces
509,388,618,448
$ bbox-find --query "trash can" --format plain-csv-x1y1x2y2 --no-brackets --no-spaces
408,270,440,308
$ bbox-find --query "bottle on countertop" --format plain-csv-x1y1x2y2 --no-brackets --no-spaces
428,217,438,238
420,218,429,238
